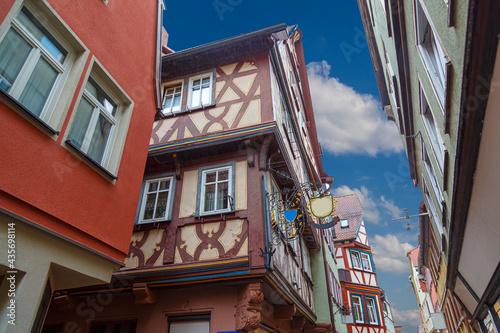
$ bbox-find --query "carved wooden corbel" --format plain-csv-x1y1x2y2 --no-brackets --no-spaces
274,304,296,320
133,283,157,304
244,139,255,167
235,282,264,332
292,317,306,329
259,136,273,170
173,153,182,179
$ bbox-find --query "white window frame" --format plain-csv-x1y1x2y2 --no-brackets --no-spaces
415,0,449,110
199,164,234,216
138,176,175,224
161,81,183,115
366,297,379,324
340,218,349,228
65,59,133,178
68,75,119,167
386,60,398,108
0,2,77,129
422,139,444,213
352,295,365,323
420,84,445,173
351,250,362,269
187,72,214,109
422,176,443,236
361,252,373,272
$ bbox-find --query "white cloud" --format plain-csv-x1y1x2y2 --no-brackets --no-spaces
333,185,380,223
371,234,415,274
307,60,403,156
380,195,404,218
332,185,404,226
391,307,422,327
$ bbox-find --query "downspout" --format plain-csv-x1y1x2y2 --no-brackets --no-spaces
322,238,337,332
153,0,165,111
262,175,270,268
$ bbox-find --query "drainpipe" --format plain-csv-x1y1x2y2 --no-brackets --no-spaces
322,238,337,332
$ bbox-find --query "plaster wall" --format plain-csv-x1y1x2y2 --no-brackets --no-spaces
0,0,158,261
0,215,118,332
457,39,500,309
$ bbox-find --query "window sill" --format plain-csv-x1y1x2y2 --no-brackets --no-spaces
65,139,118,180
199,210,234,218
161,103,216,118
134,219,171,231
1,89,59,135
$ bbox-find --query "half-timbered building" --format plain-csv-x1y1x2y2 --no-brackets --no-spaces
333,194,387,333
43,24,337,333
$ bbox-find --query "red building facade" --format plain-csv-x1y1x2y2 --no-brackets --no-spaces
333,194,387,333
0,0,163,331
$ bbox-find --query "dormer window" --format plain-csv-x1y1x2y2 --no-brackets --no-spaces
340,218,349,228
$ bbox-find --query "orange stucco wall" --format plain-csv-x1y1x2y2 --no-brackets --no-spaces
0,0,159,261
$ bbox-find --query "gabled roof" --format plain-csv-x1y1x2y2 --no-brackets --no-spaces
408,246,419,267
161,23,286,81
332,194,364,242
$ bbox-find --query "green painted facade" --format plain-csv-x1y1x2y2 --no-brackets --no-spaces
311,235,348,333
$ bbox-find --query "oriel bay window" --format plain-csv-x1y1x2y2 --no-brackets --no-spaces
0,5,71,123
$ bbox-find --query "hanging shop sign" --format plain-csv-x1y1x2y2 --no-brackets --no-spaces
267,172,338,245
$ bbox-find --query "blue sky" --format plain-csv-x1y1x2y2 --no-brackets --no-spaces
163,1,424,332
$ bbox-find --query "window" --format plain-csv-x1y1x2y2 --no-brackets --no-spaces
351,250,362,269
162,83,182,115
352,295,364,323
351,249,373,271
67,77,118,165
188,72,213,109
415,0,449,109
138,176,175,223
65,61,133,178
161,71,215,116
422,177,442,236
366,297,379,324
361,252,373,271
169,316,210,333
422,141,444,213
420,85,445,171
340,218,349,228
0,5,72,125
199,164,234,215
